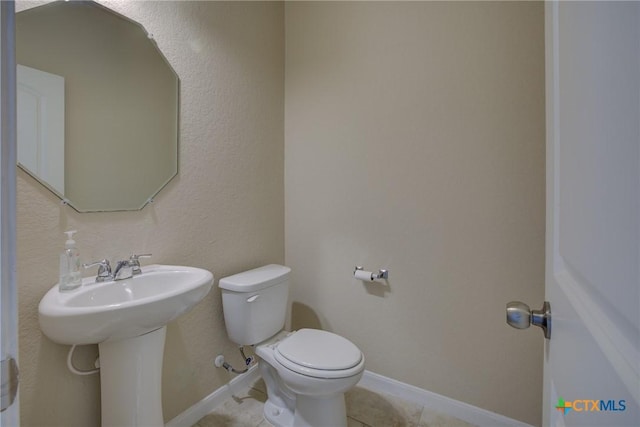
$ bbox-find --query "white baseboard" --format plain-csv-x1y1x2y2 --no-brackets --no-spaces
359,370,534,427
166,364,260,427
166,367,533,427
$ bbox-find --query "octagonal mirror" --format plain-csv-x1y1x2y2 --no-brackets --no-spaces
16,0,179,212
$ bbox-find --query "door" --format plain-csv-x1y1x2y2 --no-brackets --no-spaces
544,2,639,426
17,64,64,195
0,0,18,425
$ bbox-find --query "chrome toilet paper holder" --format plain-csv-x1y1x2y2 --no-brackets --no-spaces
354,266,389,280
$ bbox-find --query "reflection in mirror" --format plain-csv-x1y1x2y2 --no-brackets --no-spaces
16,0,179,212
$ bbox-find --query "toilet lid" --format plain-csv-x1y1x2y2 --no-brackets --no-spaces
275,329,362,371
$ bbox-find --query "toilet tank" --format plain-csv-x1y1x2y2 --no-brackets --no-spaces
218,264,290,346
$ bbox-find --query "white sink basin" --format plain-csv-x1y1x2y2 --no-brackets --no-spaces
39,264,213,345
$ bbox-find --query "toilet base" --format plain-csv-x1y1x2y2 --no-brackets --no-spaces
259,358,295,427
264,399,294,427
259,357,349,427
293,394,347,427
254,331,360,427
263,393,348,427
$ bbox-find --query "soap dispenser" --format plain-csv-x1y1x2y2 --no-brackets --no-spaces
59,230,82,291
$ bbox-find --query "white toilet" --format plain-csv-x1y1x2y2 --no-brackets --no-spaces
219,264,365,427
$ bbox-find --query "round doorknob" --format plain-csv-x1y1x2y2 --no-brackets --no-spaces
506,301,551,339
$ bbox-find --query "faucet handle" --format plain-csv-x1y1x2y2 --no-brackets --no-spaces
129,254,152,275
83,259,112,282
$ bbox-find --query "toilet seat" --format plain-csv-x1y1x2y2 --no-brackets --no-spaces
274,329,364,379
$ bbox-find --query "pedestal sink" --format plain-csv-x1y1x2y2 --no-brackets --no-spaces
38,264,214,426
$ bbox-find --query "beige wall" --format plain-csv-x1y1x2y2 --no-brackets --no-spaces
284,2,545,425
17,1,284,425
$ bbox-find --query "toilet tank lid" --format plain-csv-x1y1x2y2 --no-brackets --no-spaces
218,264,291,292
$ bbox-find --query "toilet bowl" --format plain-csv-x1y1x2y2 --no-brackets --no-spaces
218,265,365,427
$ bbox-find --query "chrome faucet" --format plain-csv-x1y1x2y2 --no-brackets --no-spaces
113,259,135,280
113,254,153,280
84,254,152,282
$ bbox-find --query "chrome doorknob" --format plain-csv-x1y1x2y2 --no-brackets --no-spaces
506,301,551,339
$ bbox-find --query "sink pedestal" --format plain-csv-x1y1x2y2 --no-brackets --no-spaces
98,326,166,426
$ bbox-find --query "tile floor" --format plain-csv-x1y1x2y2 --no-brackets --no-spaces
193,379,477,427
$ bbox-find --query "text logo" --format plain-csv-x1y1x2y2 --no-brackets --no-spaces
555,397,626,415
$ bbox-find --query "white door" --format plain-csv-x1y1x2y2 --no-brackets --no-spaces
543,2,639,426
17,64,64,195
0,0,19,425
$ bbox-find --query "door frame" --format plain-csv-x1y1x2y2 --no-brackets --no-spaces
0,0,18,424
